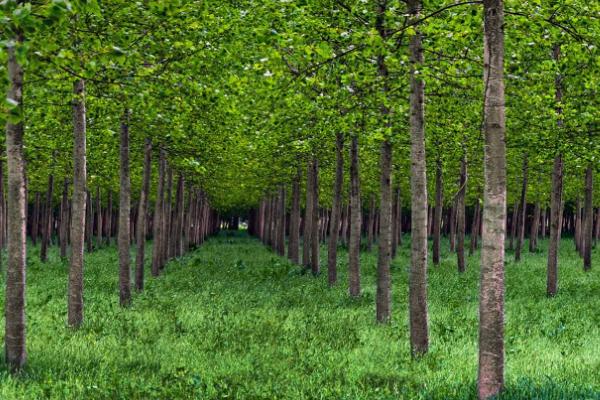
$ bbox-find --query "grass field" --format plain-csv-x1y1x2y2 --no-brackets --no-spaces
0,232,598,399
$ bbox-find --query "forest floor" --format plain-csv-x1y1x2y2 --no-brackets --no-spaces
0,233,599,399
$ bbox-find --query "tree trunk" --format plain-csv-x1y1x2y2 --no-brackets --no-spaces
575,197,582,255
457,155,467,272
367,195,375,252
151,148,166,276
40,174,54,262
478,1,507,397
583,165,593,270
432,158,443,265
163,165,173,264
449,200,456,252
529,201,540,252
515,155,528,262
540,207,547,240
470,200,481,256
310,159,320,276
59,179,69,259
276,187,286,256
509,201,518,251
288,167,301,264
328,132,344,286
5,31,28,370
408,0,429,355
392,186,401,257
31,192,40,246
118,109,132,307
302,160,313,269
68,78,87,328
95,186,102,248
86,189,93,253
349,135,361,297
135,138,152,291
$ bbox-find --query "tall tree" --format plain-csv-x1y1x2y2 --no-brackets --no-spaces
135,138,152,291
118,109,132,307
478,0,507,398
327,132,344,286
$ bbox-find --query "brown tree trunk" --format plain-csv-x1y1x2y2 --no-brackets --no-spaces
540,207,547,240
276,187,286,256
432,157,443,265
478,1,507,397
470,200,481,256
135,138,152,291
328,132,344,285
5,31,28,370
59,179,69,259
31,192,40,246
118,109,132,307
529,201,540,252
509,201,518,250
594,207,600,245
95,186,102,248
449,200,456,252
407,0,429,356
68,79,87,328
163,165,173,264
151,148,166,276
583,165,593,271
457,155,467,272
392,186,402,257
302,160,314,269
348,135,361,297
515,155,528,262
367,195,375,252
310,159,320,276
106,191,113,245
575,197,582,255
40,174,54,262
86,189,93,253
288,167,301,264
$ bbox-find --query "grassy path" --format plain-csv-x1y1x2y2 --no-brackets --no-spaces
0,232,599,399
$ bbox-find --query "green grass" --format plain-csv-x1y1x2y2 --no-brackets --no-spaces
0,233,599,399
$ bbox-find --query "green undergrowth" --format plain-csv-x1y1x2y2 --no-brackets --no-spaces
0,232,598,399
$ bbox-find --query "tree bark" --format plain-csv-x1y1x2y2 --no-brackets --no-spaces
514,155,528,262
59,179,69,259
583,165,593,271
68,79,87,328
367,195,375,252
302,160,314,269
5,31,28,371
509,201,518,251
31,192,40,246
86,189,93,253
118,109,132,307
95,186,102,248
432,157,443,265
40,173,54,262
151,148,166,276
276,187,286,256
288,166,301,264
407,0,429,355
349,135,361,297
470,200,481,256
310,159,320,276
327,132,344,285
457,155,467,272
529,201,540,252
478,1,507,397
135,138,152,291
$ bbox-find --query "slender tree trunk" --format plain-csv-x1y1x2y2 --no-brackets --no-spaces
529,202,540,252
135,138,152,291
470,200,481,256
163,165,173,264
583,165,593,270
547,158,563,293
5,31,27,370
276,187,286,256
367,195,375,252
59,179,69,259
540,207,547,240
40,174,54,262
151,148,166,277
327,133,344,285
95,186,102,248
515,155,528,262
86,189,93,252
349,135,361,297
449,200,456,252
457,155,467,272
106,191,113,245
68,78,87,328
432,157,443,265
302,160,314,269
509,201,518,250
392,186,402,256
575,197,582,255
118,109,132,307
478,1,507,397
594,207,600,245
31,192,40,246
407,0,429,355
310,159,320,276
288,167,301,264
